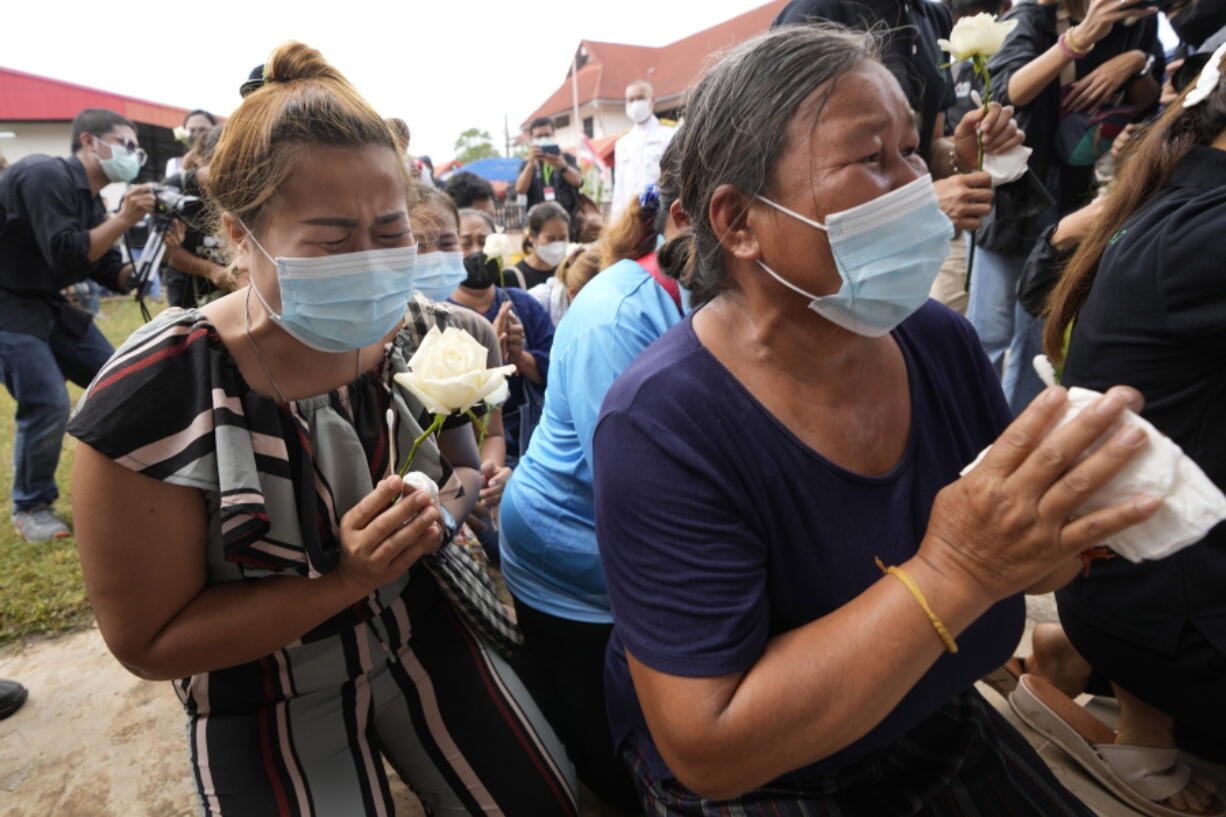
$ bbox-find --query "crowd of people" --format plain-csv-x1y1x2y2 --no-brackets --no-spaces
0,0,1224,814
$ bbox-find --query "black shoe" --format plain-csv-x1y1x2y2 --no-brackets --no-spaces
0,679,28,719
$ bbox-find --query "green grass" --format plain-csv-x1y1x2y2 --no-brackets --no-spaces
0,296,164,645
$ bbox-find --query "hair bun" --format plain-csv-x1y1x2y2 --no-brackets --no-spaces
263,41,344,86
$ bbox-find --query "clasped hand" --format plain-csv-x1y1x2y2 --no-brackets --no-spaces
920,386,1162,603
337,475,443,594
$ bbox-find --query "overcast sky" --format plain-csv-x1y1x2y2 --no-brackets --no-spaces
3,0,771,161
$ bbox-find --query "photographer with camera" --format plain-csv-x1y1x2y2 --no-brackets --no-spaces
515,117,583,225
161,125,236,308
0,108,153,542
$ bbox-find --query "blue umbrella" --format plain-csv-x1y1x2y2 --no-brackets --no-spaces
452,156,523,183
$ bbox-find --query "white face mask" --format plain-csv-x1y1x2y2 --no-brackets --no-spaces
626,99,653,124
535,240,568,267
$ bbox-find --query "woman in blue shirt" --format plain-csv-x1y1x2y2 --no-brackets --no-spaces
592,26,1161,816
500,144,688,812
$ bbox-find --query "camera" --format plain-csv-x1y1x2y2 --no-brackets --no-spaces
150,184,200,217
540,144,561,156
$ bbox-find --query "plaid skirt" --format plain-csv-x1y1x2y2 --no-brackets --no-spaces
623,689,1096,817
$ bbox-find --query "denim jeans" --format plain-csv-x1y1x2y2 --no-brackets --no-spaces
966,246,1046,416
0,323,114,511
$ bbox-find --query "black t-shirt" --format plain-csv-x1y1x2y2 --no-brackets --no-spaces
512,259,555,290
774,0,956,162
518,152,581,218
1058,146,1226,657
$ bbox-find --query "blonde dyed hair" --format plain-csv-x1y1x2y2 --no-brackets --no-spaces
556,246,602,295
205,42,407,240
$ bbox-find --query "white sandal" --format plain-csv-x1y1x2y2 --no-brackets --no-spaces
1009,674,1224,817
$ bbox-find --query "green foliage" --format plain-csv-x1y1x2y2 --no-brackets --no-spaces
454,128,499,165
0,297,161,645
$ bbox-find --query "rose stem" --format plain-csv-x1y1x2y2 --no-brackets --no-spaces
397,413,448,477
465,409,489,448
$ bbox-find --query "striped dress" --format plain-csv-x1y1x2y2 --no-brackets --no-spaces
67,302,578,817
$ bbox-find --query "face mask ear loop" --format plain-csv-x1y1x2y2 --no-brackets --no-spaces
756,195,830,232
756,259,823,301
239,221,281,319
753,196,829,301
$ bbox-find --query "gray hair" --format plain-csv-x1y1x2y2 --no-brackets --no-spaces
677,24,879,304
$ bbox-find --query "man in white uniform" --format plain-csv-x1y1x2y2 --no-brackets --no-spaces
611,81,676,218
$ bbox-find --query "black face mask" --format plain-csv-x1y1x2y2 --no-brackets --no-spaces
462,252,500,290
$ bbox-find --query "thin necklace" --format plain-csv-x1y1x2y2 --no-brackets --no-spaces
243,285,360,404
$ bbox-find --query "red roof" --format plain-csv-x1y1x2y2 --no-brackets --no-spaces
523,0,788,128
0,66,196,129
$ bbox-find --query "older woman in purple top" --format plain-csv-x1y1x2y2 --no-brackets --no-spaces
592,25,1163,816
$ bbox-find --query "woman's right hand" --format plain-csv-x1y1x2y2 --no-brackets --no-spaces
1072,0,1157,48
337,475,442,594
919,386,1162,603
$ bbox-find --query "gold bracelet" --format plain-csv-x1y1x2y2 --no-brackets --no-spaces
875,557,959,654
1066,26,1095,57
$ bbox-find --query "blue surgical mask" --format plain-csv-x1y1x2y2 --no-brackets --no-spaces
414,250,467,302
756,174,952,337
95,139,143,184
245,226,418,352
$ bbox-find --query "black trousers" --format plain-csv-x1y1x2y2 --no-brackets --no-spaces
1061,605,1226,764
511,598,639,813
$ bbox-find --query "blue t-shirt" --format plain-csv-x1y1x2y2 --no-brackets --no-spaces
594,302,1023,784
501,259,683,622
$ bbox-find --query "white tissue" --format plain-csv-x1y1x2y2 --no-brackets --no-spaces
402,472,440,504
961,384,1226,564
983,144,1032,187
968,90,1033,188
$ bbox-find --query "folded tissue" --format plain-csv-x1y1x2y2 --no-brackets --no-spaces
960,356,1226,562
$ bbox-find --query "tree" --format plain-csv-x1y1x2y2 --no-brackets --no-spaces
454,128,498,164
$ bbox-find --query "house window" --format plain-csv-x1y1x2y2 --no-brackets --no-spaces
583,117,594,138
554,114,570,129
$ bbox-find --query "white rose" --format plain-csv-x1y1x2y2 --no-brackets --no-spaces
394,326,516,415
173,126,191,145
938,13,1017,62
483,232,511,262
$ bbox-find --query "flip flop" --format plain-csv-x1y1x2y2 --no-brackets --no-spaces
1009,674,1225,817
981,655,1027,698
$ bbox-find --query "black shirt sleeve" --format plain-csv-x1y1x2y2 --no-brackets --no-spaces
89,244,127,292
988,4,1050,109
17,161,99,282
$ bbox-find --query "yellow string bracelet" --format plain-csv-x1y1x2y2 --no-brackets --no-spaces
875,557,959,654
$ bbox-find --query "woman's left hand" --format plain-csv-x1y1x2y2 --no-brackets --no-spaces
504,311,526,366
479,461,512,510
954,102,1025,170
1064,51,1147,112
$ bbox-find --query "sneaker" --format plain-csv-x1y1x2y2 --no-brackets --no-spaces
0,680,28,719
11,505,70,543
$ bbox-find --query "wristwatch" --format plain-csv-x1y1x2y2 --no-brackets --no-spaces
438,505,459,547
